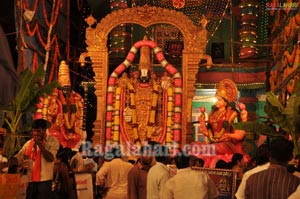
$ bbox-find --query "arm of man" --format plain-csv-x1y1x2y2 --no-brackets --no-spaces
161,180,173,199
36,141,54,162
36,135,59,162
159,172,170,198
96,161,109,186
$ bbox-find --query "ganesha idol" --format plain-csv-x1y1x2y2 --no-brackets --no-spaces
36,61,85,149
105,36,182,154
190,79,248,166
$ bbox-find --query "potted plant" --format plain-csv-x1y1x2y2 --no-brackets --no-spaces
0,65,58,158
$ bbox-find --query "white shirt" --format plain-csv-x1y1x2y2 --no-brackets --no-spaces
161,167,218,199
235,162,270,199
96,158,133,199
288,184,300,199
147,162,170,199
15,135,59,182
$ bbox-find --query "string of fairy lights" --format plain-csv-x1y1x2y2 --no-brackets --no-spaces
147,0,230,38
256,0,270,58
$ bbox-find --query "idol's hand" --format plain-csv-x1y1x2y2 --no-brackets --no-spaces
219,133,231,142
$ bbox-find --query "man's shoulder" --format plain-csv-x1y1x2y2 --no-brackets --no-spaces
244,163,270,177
246,169,267,181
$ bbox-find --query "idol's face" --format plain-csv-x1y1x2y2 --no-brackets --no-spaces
216,96,227,109
139,69,150,83
61,86,72,97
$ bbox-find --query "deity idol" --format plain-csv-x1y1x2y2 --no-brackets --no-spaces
105,36,183,154
196,79,247,155
119,44,165,145
40,61,85,149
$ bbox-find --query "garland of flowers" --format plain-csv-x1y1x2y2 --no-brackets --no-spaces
127,82,138,141
166,87,173,144
113,87,121,142
59,90,76,129
146,83,159,139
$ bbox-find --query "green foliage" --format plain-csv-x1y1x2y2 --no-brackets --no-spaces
0,65,58,157
264,92,291,133
234,80,300,155
233,121,284,138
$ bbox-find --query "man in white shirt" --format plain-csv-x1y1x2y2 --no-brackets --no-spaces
147,145,171,199
235,144,270,199
96,147,133,199
11,119,59,199
161,151,218,199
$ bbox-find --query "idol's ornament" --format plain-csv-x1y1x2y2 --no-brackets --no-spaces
36,61,85,149
105,36,182,153
239,0,259,59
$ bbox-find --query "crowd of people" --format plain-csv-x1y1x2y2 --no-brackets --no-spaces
1,118,300,199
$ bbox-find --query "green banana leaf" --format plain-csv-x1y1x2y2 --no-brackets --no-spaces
264,91,291,133
286,80,300,133
0,65,58,158
233,121,284,138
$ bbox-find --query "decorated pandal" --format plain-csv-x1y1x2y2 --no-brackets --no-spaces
103,37,250,166
36,37,251,167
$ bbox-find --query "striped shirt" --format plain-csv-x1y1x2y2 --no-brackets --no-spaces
245,164,300,199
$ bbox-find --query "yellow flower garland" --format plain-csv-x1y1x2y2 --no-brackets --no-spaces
166,87,173,143
113,87,121,141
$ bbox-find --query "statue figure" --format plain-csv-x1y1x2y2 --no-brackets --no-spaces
105,36,182,154
197,79,246,155
42,61,84,149
114,43,171,146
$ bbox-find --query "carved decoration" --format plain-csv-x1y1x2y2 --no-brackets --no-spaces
82,6,212,147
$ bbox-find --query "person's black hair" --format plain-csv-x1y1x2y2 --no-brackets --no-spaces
148,141,160,151
32,119,50,129
215,159,228,169
228,153,243,169
254,144,269,165
174,151,190,169
140,145,151,155
57,147,73,165
195,158,205,167
269,138,294,163
190,155,205,167
154,145,169,163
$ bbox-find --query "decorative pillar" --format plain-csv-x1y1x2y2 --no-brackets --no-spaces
182,53,203,146
239,0,259,58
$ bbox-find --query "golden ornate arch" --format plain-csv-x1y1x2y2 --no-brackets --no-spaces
81,5,212,147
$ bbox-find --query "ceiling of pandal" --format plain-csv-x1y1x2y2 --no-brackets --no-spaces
87,0,233,38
